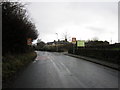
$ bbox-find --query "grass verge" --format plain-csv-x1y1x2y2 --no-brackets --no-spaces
2,51,37,88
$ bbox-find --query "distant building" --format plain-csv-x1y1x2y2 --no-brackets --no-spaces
47,42,55,45
47,40,69,46
57,40,69,45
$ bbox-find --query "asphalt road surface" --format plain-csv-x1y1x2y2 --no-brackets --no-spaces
12,51,119,88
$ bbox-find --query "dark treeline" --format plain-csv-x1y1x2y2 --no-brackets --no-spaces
2,2,38,55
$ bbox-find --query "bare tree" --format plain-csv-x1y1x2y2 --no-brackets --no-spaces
62,32,71,42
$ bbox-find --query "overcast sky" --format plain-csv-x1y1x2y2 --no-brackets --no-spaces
26,1,118,44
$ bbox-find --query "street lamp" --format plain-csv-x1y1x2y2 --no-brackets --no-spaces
56,33,58,51
56,33,58,40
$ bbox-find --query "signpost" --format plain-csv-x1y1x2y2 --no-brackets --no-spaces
72,37,76,54
72,37,76,44
77,40,85,47
27,38,32,45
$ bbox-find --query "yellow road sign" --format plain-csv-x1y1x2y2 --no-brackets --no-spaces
77,40,85,47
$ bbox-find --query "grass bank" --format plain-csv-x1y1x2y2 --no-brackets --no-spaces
2,51,37,88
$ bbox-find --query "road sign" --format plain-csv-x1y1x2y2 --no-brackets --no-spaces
72,37,76,44
77,40,85,47
27,38,32,45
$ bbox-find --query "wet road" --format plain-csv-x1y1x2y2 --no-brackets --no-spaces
13,51,118,88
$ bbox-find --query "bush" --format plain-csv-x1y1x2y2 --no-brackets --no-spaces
2,51,37,87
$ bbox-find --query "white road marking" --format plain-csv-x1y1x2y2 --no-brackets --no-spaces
60,62,71,75
49,56,60,72
49,54,86,88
